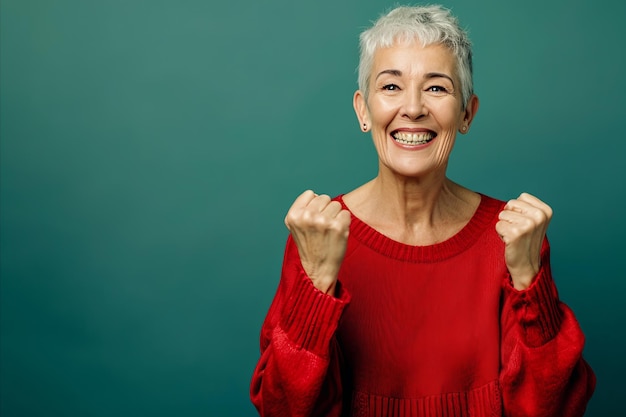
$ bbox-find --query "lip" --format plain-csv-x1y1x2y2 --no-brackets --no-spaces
390,128,437,150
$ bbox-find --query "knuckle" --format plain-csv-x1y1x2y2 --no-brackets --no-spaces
530,210,548,225
284,211,296,225
316,194,331,203
330,219,348,232
328,200,341,210
338,211,352,226
298,209,319,224
312,215,328,228
290,210,313,228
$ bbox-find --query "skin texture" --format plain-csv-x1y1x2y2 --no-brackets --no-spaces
496,192,553,289
285,40,552,293
355,42,474,180
284,190,351,296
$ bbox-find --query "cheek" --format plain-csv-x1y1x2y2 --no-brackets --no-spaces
368,99,398,125
433,132,458,161
433,102,463,127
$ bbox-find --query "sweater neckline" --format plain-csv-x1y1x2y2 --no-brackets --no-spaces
337,194,503,262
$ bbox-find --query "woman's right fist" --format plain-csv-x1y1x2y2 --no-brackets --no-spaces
284,190,351,296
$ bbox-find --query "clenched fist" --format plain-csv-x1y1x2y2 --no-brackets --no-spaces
496,193,553,290
284,190,351,296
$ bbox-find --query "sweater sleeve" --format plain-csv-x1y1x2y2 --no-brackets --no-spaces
499,239,596,417
250,236,350,417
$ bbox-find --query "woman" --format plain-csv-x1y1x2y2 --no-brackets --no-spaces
250,5,595,417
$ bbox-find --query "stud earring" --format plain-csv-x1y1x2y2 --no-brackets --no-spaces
362,123,367,131
461,126,467,132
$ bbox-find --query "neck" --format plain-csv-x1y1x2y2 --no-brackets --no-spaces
344,169,479,245
375,168,457,225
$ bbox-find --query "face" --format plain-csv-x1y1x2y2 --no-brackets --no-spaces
354,41,478,179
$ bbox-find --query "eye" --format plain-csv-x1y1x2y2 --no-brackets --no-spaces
426,85,449,93
382,84,400,91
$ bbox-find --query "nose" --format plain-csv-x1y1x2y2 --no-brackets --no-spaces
401,88,428,120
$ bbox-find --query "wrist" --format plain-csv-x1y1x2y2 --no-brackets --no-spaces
310,276,337,296
509,268,537,290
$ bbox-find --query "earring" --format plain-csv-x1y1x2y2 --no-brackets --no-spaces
461,126,467,132
362,123,367,131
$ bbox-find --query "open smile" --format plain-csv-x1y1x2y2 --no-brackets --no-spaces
391,130,436,146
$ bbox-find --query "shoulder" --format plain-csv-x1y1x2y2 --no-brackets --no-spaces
478,193,506,211
467,193,506,233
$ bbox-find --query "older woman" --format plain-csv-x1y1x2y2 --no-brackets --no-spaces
250,5,595,417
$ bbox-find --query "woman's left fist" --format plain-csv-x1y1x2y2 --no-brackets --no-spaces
496,193,553,290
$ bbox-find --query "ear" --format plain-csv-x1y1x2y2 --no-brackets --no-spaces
353,90,370,132
459,94,479,134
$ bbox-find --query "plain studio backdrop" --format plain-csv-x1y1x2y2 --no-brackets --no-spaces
1,0,624,415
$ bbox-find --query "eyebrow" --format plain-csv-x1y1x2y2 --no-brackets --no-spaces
375,70,455,86
375,69,403,80
424,72,455,86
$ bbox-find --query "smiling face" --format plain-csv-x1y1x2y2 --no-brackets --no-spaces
354,41,478,180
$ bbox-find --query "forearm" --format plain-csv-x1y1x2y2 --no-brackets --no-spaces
500,262,596,416
251,254,349,416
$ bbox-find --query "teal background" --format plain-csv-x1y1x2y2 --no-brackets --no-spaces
1,0,624,415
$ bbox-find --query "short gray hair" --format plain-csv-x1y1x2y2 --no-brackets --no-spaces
358,5,474,109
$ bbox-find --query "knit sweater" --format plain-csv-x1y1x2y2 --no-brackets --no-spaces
250,194,595,417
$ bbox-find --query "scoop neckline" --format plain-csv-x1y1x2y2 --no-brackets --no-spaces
337,194,503,262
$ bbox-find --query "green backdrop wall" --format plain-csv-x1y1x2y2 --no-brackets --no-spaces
1,0,624,415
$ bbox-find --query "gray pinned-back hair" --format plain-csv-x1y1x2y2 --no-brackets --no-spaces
358,5,474,108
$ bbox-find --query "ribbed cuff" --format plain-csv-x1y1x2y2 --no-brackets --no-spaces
280,270,350,357
505,263,563,347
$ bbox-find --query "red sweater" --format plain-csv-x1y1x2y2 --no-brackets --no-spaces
251,194,595,417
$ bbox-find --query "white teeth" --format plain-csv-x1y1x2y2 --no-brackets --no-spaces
392,132,434,145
